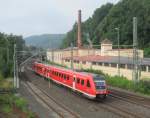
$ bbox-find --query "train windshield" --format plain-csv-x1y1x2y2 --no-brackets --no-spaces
93,75,106,90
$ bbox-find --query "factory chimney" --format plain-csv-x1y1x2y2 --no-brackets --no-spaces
77,10,82,48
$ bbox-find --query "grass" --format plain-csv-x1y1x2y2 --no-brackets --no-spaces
0,94,36,117
107,76,150,95
0,73,35,117
14,97,27,111
2,104,12,113
144,48,150,57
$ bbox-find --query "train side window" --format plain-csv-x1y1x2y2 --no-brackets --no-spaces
66,75,69,80
81,80,84,85
61,74,63,78
87,80,91,87
59,73,61,77
64,74,66,80
77,78,80,84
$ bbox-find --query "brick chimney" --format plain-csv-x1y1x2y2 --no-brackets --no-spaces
77,10,82,48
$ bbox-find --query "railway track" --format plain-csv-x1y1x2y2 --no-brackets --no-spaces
24,81,80,118
99,101,144,118
109,89,150,109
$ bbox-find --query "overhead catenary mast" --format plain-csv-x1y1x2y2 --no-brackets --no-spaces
132,17,140,83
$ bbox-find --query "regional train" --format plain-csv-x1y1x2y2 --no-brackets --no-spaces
32,62,109,99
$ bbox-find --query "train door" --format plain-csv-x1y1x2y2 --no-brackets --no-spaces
73,75,76,90
86,79,91,94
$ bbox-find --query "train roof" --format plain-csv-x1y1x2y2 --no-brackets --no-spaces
34,62,105,80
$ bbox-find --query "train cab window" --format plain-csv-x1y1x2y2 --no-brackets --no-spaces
77,78,80,84
87,80,91,87
81,80,84,85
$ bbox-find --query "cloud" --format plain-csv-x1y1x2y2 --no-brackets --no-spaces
0,0,119,37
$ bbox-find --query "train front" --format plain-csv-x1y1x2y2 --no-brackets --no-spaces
93,75,109,99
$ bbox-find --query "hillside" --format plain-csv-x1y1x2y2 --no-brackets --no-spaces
24,34,65,49
62,0,150,51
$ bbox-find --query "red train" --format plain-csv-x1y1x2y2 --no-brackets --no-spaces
32,62,109,99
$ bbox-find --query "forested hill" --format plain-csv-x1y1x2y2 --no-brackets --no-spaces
24,34,65,49
62,0,150,50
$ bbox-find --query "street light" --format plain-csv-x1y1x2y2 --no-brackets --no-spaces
115,28,120,77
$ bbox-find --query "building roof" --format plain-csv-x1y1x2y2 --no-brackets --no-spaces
63,55,150,66
101,39,112,44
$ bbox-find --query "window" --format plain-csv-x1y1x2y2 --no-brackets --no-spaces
59,73,61,77
76,60,79,64
87,80,91,87
92,62,97,65
127,64,133,69
104,63,109,66
111,63,117,67
61,74,63,78
141,65,146,71
81,80,84,85
98,62,102,66
77,78,80,84
67,76,69,80
82,61,86,64
64,75,66,80
120,64,125,68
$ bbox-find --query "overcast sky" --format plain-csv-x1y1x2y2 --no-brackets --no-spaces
0,0,119,37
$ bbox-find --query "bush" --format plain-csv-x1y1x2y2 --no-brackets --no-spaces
0,72,4,81
14,97,27,111
2,104,12,113
106,76,150,95
144,48,150,57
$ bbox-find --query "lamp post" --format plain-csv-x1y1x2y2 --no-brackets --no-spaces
115,28,120,77
70,43,74,70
